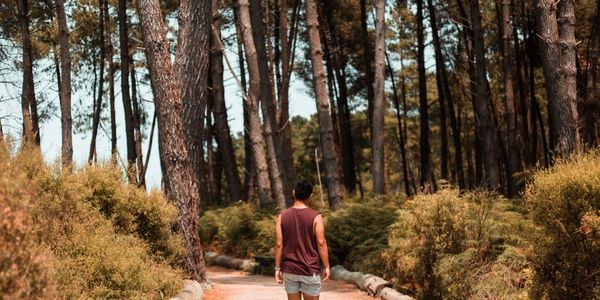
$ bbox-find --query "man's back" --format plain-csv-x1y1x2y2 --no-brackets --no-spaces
280,207,321,276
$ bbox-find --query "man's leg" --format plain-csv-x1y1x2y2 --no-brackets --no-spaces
301,293,319,300
286,292,302,300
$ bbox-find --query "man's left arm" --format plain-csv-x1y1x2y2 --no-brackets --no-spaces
275,214,283,284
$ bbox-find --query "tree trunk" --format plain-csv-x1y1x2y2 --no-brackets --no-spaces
55,0,73,167
89,0,106,163
135,0,207,283
323,0,357,195
16,0,36,147
372,0,386,194
278,0,295,204
249,0,287,208
583,0,600,147
211,1,243,202
360,0,375,125
535,0,581,156
130,63,144,184
105,1,117,158
501,0,520,197
237,0,275,207
305,0,344,210
417,0,433,192
427,0,462,187
174,0,211,202
118,0,137,180
469,0,501,189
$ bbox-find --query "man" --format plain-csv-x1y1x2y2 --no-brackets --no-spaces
275,180,330,300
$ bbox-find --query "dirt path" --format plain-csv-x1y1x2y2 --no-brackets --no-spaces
203,266,373,300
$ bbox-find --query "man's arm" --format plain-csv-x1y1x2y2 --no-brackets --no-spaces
314,214,330,281
275,214,283,284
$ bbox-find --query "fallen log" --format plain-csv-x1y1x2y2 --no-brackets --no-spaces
361,274,392,296
379,287,414,300
330,265,414,300
204,251,254,271
169,279,204,300
330,265,364,286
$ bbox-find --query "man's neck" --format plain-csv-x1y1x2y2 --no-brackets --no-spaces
292,200,308,208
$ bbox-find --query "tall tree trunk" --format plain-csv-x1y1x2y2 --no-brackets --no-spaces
323,0,357,195
130,63,144,184
306,0,344,210
16,0,36,147
469,0,501,189
249,0,287,207
386,53,411,196
535,0,581,156
55,0,73,167
278,0,295,204
106,4,117,157
237,0,275,207
427,0,462,187
174,0,211,202
372,0,386,194
89,0,106,163
234,8,257,203
417,0,433,192
135,0,207,283
583,0,600,147
501,0,520,197
360,0,375,124
118,0,137,179
211,1,243,202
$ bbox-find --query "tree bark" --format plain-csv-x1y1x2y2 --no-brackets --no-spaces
55,0,73,167
322,1,357,195
136,0,207,283
583,0,600,147
469,0,501,189
16,0,36,147
360,0,375,124
305,0,344,210
237,0,275,207
535,0,581,156
89,0,106,163
174,0,211,202
417,0,433,192
249,0,287,208
278,0,295,204
211,1,243,202
372,0,386,194
130,63,144,184
118,0,137,179
427,0,463,188
500,0,520,197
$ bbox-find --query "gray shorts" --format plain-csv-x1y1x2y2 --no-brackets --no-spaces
283,272,322,296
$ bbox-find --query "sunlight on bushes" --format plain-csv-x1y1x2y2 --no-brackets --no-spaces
525,151,600,299
383,188,532,299
0,147,184,298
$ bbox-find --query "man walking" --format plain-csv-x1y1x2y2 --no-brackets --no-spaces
275,180,330,300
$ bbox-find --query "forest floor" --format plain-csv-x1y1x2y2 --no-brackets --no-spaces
203,266,374,300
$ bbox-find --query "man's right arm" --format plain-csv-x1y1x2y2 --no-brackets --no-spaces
314,214,330,281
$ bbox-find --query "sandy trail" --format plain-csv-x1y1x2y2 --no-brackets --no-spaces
203,266,374,300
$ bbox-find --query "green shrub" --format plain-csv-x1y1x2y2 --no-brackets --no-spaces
1,149,185,298
325,195,401,275
200,204,275,257
525,152,600,299
0,149,56,299
384,189,531,300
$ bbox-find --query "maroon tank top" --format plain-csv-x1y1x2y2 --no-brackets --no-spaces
280,207,321,276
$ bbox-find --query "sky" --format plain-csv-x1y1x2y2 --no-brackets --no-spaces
0,39,317,190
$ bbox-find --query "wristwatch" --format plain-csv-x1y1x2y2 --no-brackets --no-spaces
274,266,281,271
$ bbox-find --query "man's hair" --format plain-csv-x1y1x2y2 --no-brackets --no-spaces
294,180,313,200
